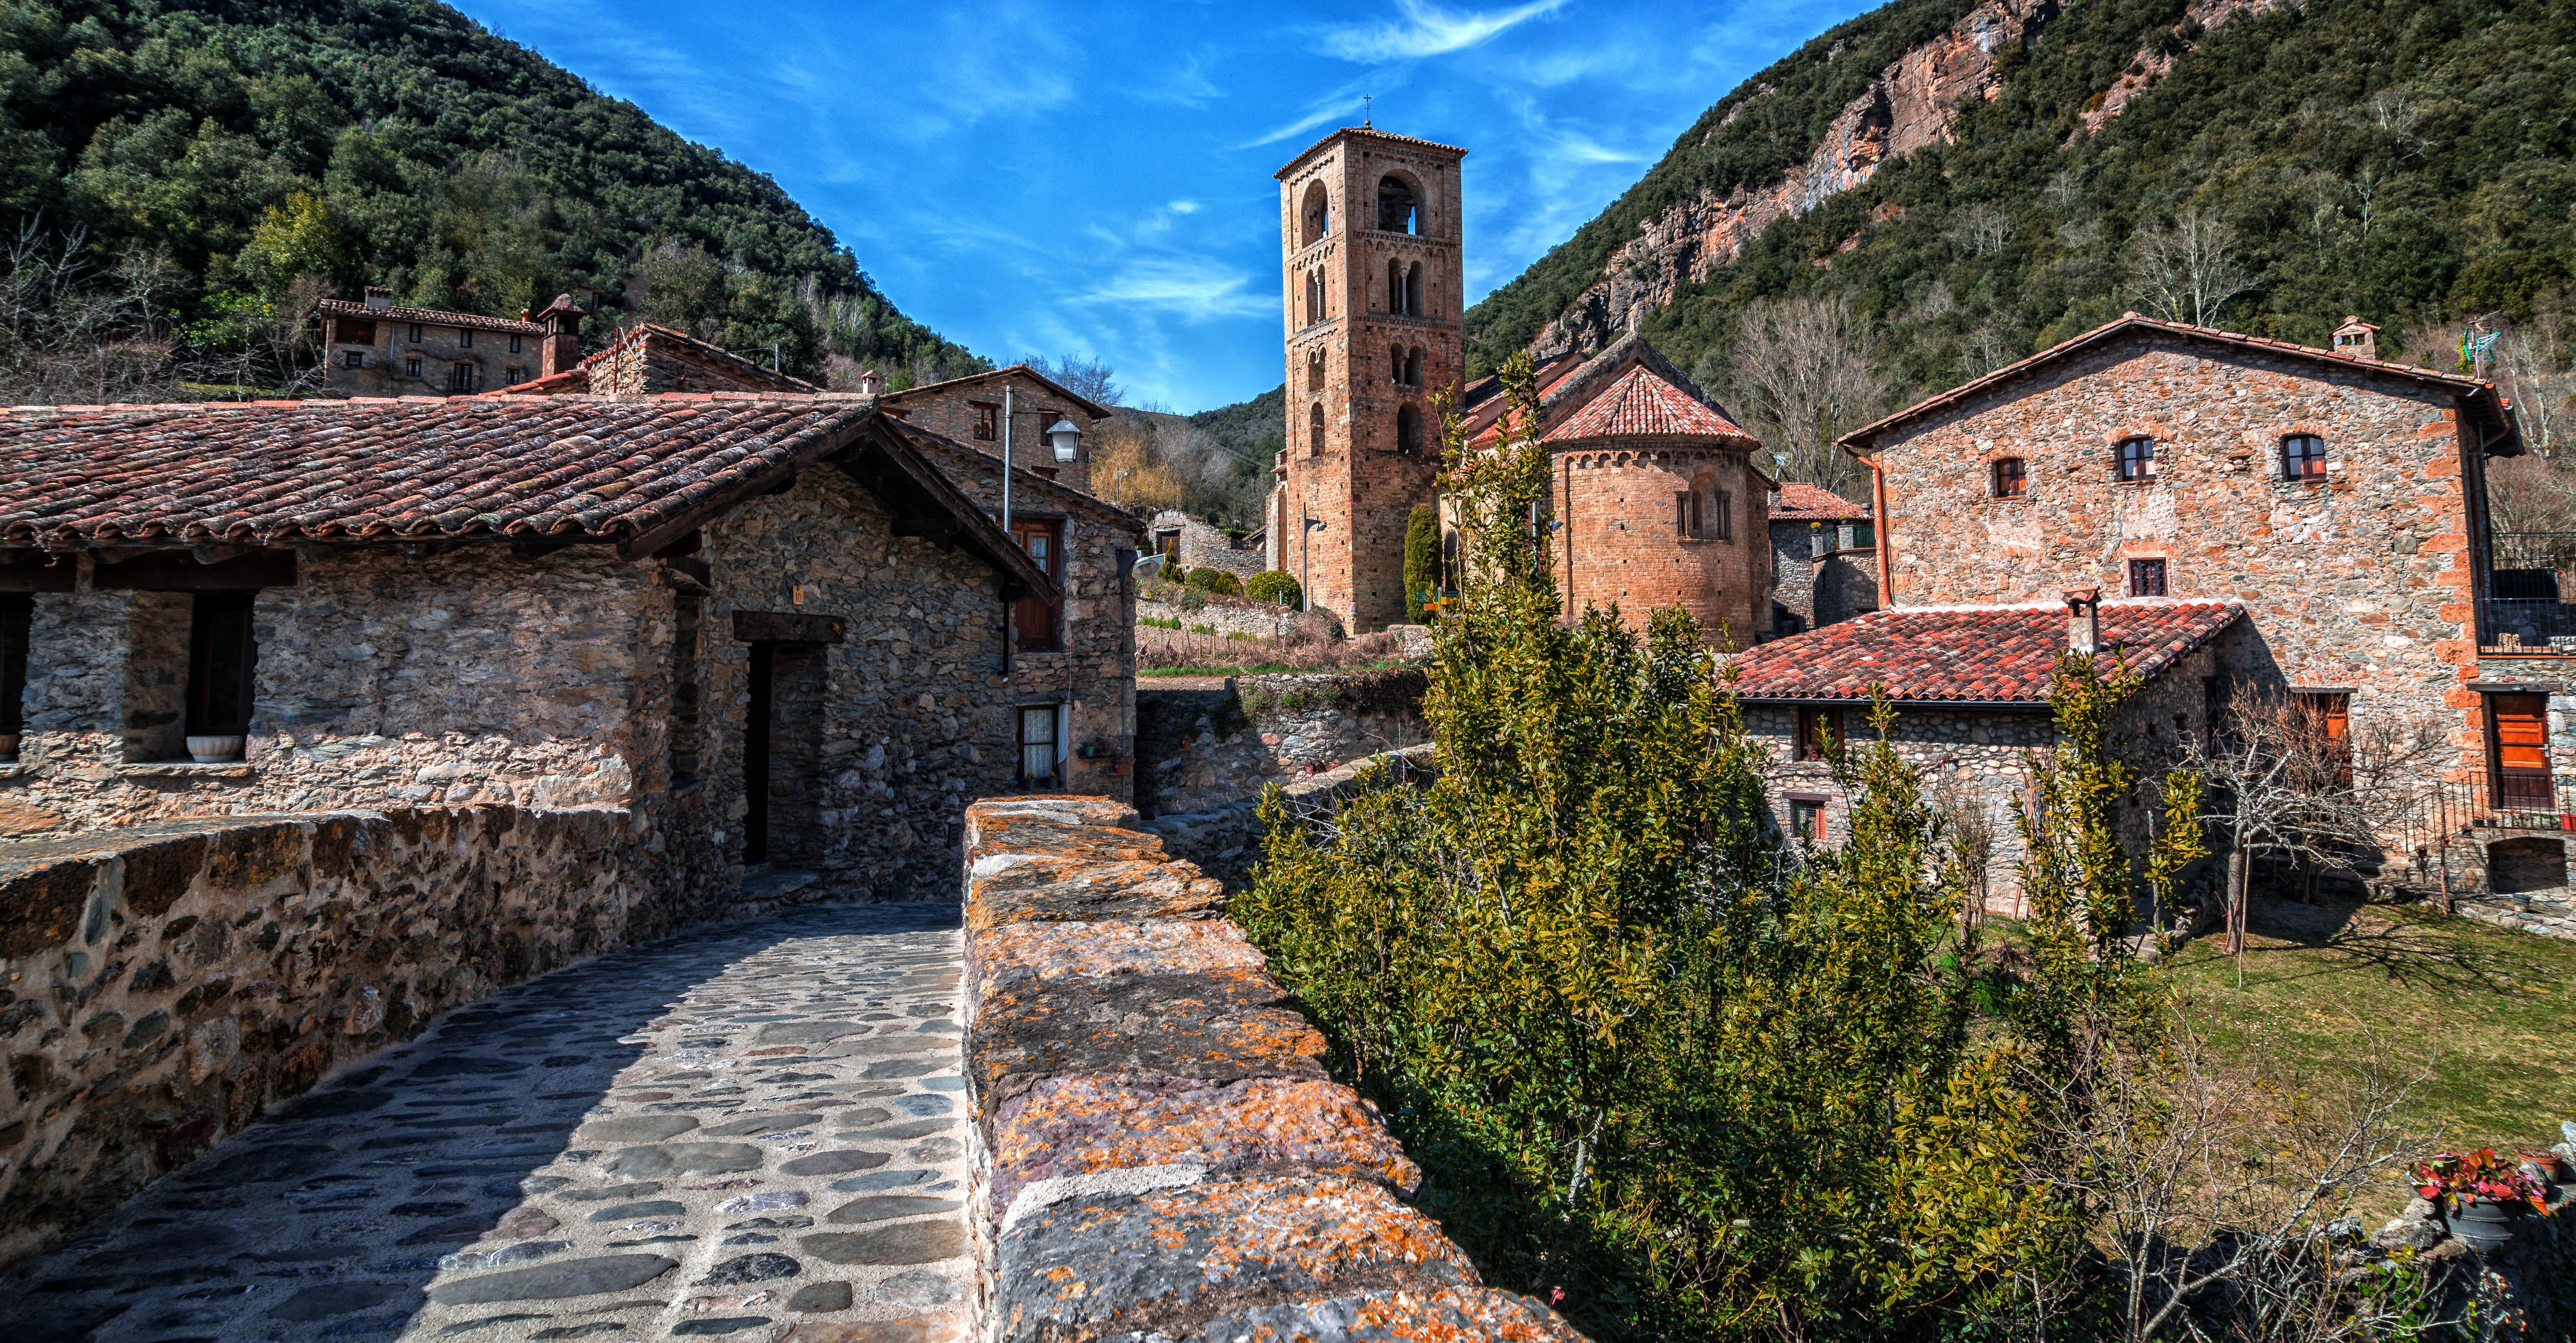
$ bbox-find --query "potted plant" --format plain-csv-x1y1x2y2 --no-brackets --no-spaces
2412,1148,2552,1253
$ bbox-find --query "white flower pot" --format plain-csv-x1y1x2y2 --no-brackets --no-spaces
186,735,245,763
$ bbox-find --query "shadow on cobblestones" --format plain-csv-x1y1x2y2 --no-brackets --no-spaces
1,902,970,1343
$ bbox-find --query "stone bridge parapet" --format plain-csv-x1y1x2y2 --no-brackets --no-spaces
958,794,1584,1342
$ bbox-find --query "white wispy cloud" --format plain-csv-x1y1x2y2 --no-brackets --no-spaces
1242,87,1372,148
1076,256,1275,322
1316,0,1568,62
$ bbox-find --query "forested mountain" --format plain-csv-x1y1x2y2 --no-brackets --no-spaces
0,0,978,384
1465,0,2576,426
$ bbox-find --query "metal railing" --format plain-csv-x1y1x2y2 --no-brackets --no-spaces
2479,532,2576,654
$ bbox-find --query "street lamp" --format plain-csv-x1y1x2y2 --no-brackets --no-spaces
1046,418,1082,463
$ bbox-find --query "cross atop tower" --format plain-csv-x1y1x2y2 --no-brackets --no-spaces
1266,126,1468,633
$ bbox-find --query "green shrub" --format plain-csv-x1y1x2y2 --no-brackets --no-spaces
1185,568,1243,597
1402,504,1439,621
1140,614,1182,630
1238,353,2195,1340
1188,623,1216,635
1246,571,1303,607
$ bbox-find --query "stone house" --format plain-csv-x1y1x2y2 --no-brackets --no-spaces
1747,312,2530,895
1767,482,1878,637
497,320,820,398
1727,592,2240,906
317,288,585,396
878,365,1115,498
1451,333,1774,648
1147,510,1267,582
0,389,1141,900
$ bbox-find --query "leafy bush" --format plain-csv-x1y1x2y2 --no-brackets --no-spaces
1239,353,2201,1340
1246,570,1304,607
1184,566,1243,597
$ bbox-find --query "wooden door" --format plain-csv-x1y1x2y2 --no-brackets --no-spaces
1011,519,1061,652
2490,693,2553,808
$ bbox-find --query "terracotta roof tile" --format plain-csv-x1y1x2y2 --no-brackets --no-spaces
1542,365,1747,441
316,299,543,336
1770,483,1869,521
1724,600,2242,704
0,394,874,549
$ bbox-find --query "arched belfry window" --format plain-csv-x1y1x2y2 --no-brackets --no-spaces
1377,175,1419,234
1390,345,1405,385
1404,346,1424,387
1304,270,1325,327
1404,263,1424,318
1309,402,1326,456
1385,259,1404,315
1300,180,1330,248
1396,403,1423,456
1306,349,1326,395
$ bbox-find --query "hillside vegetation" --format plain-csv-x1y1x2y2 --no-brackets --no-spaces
1467,0,2576,413
0,0,977,383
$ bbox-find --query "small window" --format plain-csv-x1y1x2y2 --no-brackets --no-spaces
2116,437,2157,482
1712,489,1734,541
458,328,473,348
2281,433,2327,481
1789,797,1828,843
504,366,525,385
1991,456,2026,498
450,362,474,393
509,334,524,353
972,405,998,441
1795,706,1840,761
2128,558,2167,597
1396,404,1422,456
408,323,423,343
185,593,256,743
2294,691,2351,786
1309,403,1325,456
1674,492,1691,537
0,594,29,747
405,355,423,378
1019,705,1060,787
342,350,366,369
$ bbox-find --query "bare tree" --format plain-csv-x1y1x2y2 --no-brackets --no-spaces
1024,352,1122,408
0,220,188,404
1942,200,2014,258
2179,684,2446,961
1718,294,1891,496
1933,772,2002,926
2491,307,2572,460
2020,1012,2439,1341
2128,207,2258,327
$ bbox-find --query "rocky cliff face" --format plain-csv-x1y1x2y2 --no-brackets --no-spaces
1526,0,2268,359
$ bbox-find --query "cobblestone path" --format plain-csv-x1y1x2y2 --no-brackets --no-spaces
4,904,971,1343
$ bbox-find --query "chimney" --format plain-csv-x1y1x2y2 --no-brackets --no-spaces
363,286,394,312
2063,586,2102,655
2332,315,2379,361
534,293,585,378
858,367,884,397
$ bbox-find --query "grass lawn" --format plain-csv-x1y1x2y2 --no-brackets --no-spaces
2163,895,2576,1152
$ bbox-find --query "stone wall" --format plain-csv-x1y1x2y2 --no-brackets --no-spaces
1143,745,1436,892
1134,669,1429,819
0,803,746,1269
956,794,1584,1341
1134,590,1324,643
1147,511,1268,580
5,548,658,839
881,371,1104,496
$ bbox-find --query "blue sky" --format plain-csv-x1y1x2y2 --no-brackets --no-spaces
449,0,1873,412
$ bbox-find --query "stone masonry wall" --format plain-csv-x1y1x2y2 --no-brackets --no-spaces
1135,590,1328,643
3,548,658,840
956,794,1585,1341
1143,745,1436,892
1134,670,1429,819
0,803,727,1269
1147,511,1268,581
883,372,1101,496
1865,335,2486,785
1554,440,1769,648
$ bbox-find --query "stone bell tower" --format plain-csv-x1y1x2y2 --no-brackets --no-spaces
1268,127,1467,633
